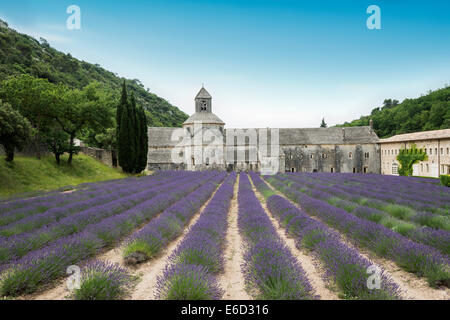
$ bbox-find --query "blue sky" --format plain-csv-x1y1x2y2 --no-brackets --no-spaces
1,0,449,128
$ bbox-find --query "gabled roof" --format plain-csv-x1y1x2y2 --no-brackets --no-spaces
379,129,450,143
195,87,212,99
183,112,225,125
276,127,379,145
223,127,380,145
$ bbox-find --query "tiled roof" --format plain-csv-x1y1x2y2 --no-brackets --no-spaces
379,129,450,143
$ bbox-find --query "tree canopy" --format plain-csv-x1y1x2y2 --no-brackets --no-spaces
337,86,450,138
0,100,33,162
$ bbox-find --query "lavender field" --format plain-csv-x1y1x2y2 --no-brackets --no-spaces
0,171,448,300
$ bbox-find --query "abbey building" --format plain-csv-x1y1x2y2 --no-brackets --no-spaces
147,87,381,174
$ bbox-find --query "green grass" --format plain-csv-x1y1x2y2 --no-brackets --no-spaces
0,154,128,198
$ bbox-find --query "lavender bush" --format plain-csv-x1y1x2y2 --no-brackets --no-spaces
0,172,217,297
122,172,227,264
238,173,314,300
267,195,400,299
156,173,236,300
0,173,199,264
273,174,450,255
156,263,223,300
267,174,450,288
71,260,131,300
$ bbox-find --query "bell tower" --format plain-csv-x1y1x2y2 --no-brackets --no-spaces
195,86,212,113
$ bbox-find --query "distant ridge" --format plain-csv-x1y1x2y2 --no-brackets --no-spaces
337,86,450,138
0,18,188,127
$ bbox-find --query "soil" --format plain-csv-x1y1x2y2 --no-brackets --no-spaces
217,175,251,300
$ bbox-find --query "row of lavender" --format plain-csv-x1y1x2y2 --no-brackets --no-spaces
0,172,218,297
0,172,200,265
299,173,449,215
279,174,450,255
238,173,314,299
70,172,230,300
0,173,179,236
0,173,159,216
0,172,181,227
266,174,450,288
155,173,237,300
249,172,400,299
122,172,228,264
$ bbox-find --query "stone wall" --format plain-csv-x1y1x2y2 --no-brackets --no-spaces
79,146,117,167
0,142,50,157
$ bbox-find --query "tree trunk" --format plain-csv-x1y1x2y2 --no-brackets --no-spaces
34,117,41,160
5,145,14,162
55,153,60,165
68,134,75,165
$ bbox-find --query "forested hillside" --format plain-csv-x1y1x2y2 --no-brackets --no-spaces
0,19,188,127
338,86,450,138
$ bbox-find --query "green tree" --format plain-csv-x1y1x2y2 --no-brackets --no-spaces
0,100,33,162
118,93,136,173
94,127,117,150
0,74,54,159
51,83,114,165
320,118,327,128
116,80,127,138
130,92,139,171
43,127,71,165
136,105,148,173
396,144,428,176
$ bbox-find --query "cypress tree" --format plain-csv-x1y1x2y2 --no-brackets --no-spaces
117,81,128,171
136,106,148,173
117,80,127,138
129,93,139,173
119,101,137,173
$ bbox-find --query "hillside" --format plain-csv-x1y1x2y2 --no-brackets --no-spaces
0,154,128,198
0,18,188,127
338,86,450,138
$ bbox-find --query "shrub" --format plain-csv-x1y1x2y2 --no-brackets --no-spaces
440,175,450,187
71,261,131,300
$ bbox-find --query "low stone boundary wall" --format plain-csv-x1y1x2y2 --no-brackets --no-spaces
79,146,117,167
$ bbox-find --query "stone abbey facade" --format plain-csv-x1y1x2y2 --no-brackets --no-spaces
147,87,381,174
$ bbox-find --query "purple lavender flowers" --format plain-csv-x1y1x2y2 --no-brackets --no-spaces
238,173,314,300
267,174,450,288
155,173,236,300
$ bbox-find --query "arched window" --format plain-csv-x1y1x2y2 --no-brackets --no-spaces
349,152,353,159
392,163,398,175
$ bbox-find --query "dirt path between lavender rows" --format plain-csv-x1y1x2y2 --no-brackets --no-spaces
263,177,450,300
217,175,251,300
32,179,226,300
249,176,339,300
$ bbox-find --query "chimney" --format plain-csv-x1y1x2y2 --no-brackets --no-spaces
369,119,373,131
